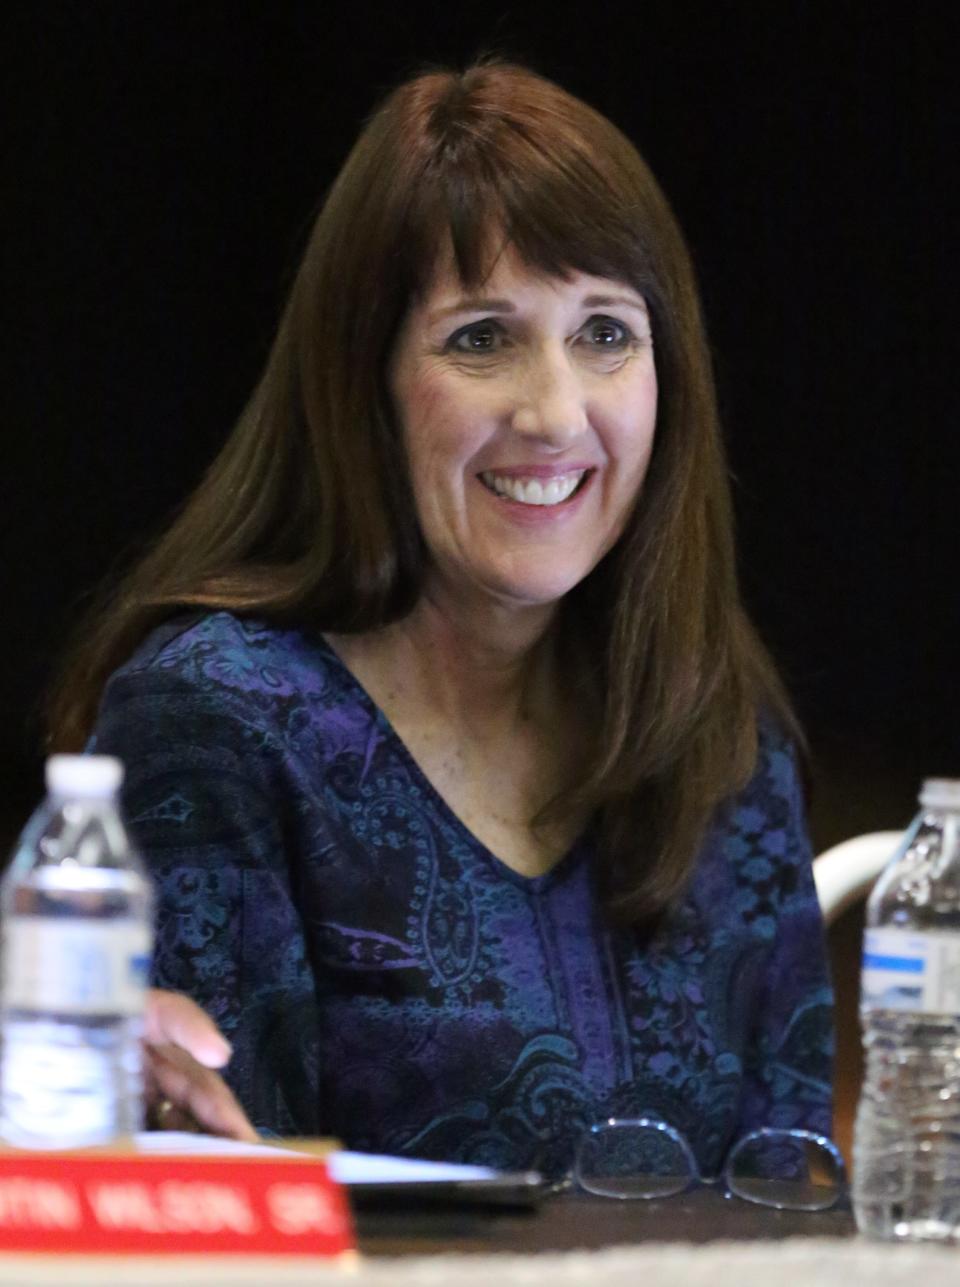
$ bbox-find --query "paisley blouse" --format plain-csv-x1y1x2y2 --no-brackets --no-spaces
91,611,833,1174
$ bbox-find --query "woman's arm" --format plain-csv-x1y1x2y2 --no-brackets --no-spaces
735,734,835,1140
91,641,322,1137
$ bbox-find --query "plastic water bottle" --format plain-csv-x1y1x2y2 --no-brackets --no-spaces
853,778,960,1240
0,755,153,1148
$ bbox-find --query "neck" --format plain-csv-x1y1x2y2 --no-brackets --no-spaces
329,580,561,736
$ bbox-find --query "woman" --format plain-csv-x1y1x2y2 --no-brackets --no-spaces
51,61,832,1171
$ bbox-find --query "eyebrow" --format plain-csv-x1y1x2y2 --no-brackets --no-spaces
428,292,648,323
429,298,516,321
581,294,648,313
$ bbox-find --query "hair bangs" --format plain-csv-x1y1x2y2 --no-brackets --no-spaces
404,173,659,311
399,75,660,301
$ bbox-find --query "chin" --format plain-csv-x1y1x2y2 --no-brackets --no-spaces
482,566,592,609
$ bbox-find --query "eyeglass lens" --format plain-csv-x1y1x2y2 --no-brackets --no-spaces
726,1130,842,1211
575,1119,696,1199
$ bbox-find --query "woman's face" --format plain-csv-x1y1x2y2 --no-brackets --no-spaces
389,245,658,615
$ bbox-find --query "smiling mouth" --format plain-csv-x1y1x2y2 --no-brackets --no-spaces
479,470,590,507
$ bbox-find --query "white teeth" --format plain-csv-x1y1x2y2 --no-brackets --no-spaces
480,471,585,506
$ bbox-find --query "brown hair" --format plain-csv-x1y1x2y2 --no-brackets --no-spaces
48,60,799,924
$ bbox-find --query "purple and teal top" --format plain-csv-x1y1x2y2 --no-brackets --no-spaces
91,611,833,1173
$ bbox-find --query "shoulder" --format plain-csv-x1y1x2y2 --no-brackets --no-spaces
690,718,814,930
116,611,330,689
727,717,807,836
99,611,347,717
92,611,378,771
91,612,338,755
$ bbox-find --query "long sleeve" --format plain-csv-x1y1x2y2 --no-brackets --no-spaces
91,643,322,1136
732,733,835,1140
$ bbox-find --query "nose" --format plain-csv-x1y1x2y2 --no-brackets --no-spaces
510,346,589,447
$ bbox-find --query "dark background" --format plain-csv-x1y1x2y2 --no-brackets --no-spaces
4,0,957,849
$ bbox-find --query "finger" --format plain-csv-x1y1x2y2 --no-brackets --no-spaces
146,1044,259,1143
143,989,233,1068
143,1057,198,1133
146,1045,257,1141
146,1096,199,1134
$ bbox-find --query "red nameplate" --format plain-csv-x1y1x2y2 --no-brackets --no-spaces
0,1149,354,1257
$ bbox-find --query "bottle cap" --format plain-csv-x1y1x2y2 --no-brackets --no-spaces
45,754,124,799
920,778,960,810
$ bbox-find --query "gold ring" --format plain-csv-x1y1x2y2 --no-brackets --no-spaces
149,1097,176,1130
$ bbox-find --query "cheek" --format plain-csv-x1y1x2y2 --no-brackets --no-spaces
400,381,485,489
605,375,659,480
397,381,443,482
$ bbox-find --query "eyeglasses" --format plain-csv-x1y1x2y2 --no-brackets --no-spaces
567,1118,846,1211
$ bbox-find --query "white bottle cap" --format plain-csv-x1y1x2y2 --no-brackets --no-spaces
920,778,960,810
45,754,124,799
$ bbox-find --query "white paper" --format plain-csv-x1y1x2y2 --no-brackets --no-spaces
328,1152,498,1184
135,1131,499,1184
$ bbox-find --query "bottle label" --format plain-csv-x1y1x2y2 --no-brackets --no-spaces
1,919,152,1016
862,927,960,1015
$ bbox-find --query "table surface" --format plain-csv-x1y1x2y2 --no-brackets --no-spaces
355,1186,855,1255
5,1194,960,1287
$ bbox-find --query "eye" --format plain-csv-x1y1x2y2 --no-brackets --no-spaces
447,320,505,354
580,315,634,348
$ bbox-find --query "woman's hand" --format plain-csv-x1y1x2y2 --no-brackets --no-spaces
143,988,258,1142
